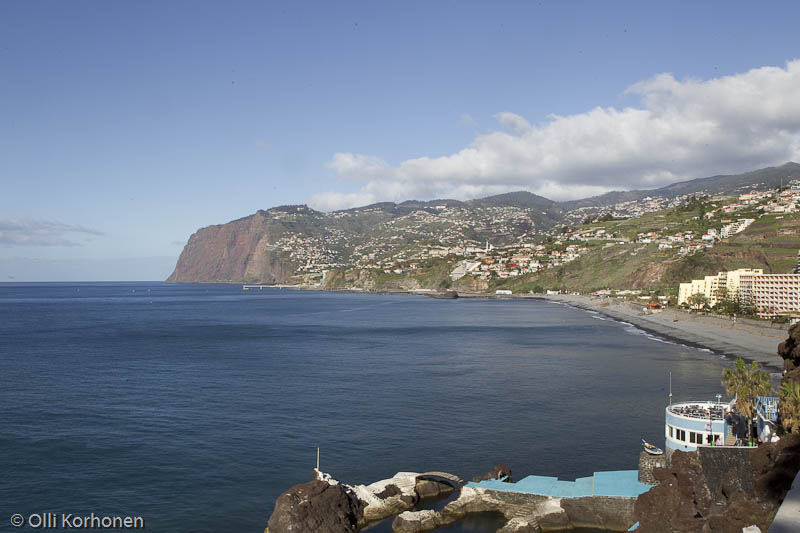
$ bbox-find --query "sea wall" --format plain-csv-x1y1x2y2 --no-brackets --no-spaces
560,496,635,531
637,452,666,485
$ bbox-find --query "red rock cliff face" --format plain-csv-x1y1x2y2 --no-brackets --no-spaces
167,212,296,283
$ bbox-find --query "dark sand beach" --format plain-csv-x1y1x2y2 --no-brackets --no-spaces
541,294,789,372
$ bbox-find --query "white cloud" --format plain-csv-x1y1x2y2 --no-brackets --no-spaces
309,60,800,210
308,191,378,212
0,218,103,247
459,113,477,127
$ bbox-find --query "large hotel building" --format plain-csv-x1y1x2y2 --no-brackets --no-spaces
739,272,800,319
678,252,800,319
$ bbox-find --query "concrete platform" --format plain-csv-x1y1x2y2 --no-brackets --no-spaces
467,470,651,499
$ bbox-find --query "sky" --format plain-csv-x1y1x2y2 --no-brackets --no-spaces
2,1,800,281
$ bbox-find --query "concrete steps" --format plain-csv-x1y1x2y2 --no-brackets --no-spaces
509,502,539,518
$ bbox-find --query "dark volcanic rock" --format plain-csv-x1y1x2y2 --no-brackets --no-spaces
415,479,455,500
779,323,800,380
472,464,513,483
266,479,365,533
634,325,800,532
374,483,401,499
633,431,800,532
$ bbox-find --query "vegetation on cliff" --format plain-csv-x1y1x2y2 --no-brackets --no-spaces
722,358,772,420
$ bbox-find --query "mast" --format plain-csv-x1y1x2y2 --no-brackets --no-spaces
669,372,672,407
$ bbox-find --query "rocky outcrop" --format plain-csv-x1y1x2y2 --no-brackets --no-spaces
414,479,455,500
392,487,510,532
168,210,297,283
265,477,365,533
779,323,800,380
633,435,800,532
392,509,446,533
496,518,541,533
350,472,420,523
391,486,568,533
472,464,513,483
266,470,470,532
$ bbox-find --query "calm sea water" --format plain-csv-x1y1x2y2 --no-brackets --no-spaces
0,283,731,532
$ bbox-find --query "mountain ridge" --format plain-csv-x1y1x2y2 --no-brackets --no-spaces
168,162,800,284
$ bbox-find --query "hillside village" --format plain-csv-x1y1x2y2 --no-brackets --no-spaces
170,164,800,321
267,184,798,283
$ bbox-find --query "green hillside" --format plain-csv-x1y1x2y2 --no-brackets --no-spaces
498,203,800,294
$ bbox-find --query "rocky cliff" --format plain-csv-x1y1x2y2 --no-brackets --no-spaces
167,211,297,284
633,324,800,532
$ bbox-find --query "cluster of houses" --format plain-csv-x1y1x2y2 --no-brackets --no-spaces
265,181,800,288
638,217,755,256
563,194,694,225
447,242,592,281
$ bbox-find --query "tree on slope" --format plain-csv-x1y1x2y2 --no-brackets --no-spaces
779,380,800,433
722,358,771,419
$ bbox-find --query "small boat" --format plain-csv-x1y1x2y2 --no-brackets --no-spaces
642,439,664,455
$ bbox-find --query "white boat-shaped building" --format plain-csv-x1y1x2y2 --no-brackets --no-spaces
664,396,779,455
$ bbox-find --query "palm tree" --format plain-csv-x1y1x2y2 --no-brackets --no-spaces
687,292,709,310
780,381,800,433
722,358,772,419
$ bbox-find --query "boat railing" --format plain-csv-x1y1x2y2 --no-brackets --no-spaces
668,404,726,420
756,396,779,422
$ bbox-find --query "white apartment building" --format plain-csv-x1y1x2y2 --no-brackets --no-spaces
720,218,754,238
739,273,800,318
678,268,764,307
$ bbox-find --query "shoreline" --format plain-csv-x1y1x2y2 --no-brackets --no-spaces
238,282,789,372
538,294,787,373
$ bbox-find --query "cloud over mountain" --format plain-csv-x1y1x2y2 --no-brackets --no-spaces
310,60,800,211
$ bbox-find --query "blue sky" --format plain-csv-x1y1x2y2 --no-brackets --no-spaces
2,1,800,280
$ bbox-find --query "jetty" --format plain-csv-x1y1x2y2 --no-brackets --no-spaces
242,284,300,290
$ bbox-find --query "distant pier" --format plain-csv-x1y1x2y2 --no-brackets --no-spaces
242,284,301,290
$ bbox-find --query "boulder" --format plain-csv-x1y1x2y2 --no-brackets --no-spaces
472,463,513,483
391,510,445,533
266,478,365,533
415,479,455,500
497,517,541,533
351,472,420,523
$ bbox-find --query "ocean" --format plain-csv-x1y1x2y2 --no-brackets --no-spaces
0,283,731,532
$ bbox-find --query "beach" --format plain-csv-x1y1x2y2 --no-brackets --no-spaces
541,294,789,372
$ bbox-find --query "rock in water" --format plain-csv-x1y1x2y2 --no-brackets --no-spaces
415,479,455,500
472,464,513,483
266,479,365,533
